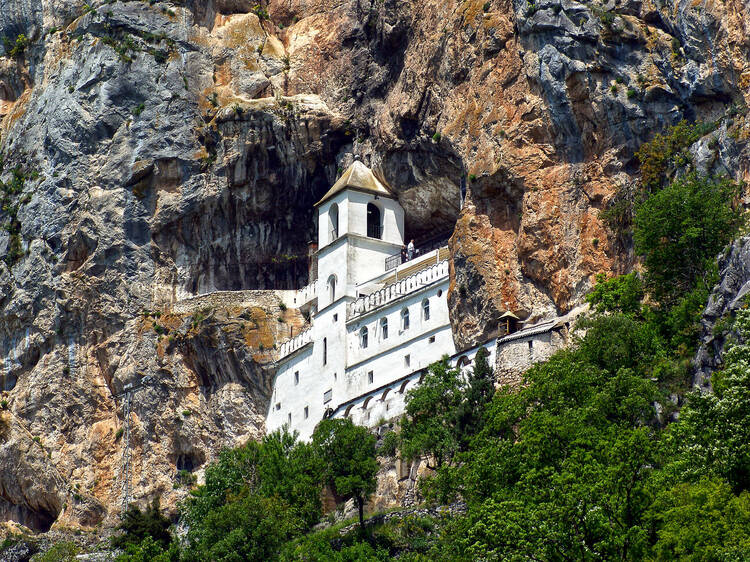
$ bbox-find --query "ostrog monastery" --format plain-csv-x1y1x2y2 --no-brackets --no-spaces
266,162,574,439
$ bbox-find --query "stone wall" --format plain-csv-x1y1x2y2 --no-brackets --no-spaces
495,327,570,387
173,290,297,317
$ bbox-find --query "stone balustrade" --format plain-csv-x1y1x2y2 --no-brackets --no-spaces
347,260,449,320
292,280,318,308
277,327,313,359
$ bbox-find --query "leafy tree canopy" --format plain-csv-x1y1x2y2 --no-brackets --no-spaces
312,418,379,528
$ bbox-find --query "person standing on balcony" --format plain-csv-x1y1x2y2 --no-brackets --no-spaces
407,239,415,261
400,245,407,264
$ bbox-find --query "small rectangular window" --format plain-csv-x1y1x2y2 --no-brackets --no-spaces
288,413,292,425
294,371,299,385
323,389,332,403
428,335,436,343
528,340,533,350
404,354,410,367
304,406,309,419
368,371,374,384
275,402,281,411
333,313,338,322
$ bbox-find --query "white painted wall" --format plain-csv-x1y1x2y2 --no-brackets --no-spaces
345,191,404,246
268,296,351,438
267,275,456,440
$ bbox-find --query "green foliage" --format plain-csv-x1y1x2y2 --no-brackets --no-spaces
586,272,644,315
115,536,179,562
182,492,300,562
401,350,496,470
400,357,465,468
175,469,196,489
648,478,750,560
281,530,389,562
31,542,79,562
280,514,442,561
111,499,172,551
2,34,29,57
378,429,399,457
635,120,716,191
252,4,270,20
312,418,378,528
1,166,31,268
181,429,323,559
634,172,742,307
424,308,673,558
456,347,495,447
669,308,750,492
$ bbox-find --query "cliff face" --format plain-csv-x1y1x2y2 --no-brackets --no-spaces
0,0,748,530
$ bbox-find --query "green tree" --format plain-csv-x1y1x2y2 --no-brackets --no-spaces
112,498,172,551
669,308,750,492
255,430,322,530
312,418,378,529
634,172,742,307
116,536,179,562
649,478,750,560
432,313,664,559
586,272,644,316
182,428,322,532
400,357,464,468
181,442,262,528
456,347,495,447
635,120,715,191
182,492,300,562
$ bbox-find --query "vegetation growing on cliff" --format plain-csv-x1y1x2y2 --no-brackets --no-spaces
101,127,749,560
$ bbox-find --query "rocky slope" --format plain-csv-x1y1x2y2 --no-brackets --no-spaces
0,0,748,531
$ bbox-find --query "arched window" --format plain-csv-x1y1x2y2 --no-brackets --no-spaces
401,308,410,331
367,203,381,239
327,275,336,303
360,326,369,349
329,203,339,241
322,337,327,365
380,317,388,340
422,298,430,321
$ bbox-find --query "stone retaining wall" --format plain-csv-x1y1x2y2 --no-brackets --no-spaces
172,290,296,315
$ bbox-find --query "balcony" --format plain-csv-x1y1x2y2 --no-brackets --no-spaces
383,232,452,272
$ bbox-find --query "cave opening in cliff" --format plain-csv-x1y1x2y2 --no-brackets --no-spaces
0,497,58,533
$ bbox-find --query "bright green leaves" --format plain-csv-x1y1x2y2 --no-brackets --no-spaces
312,418,379,528
634,172,742,308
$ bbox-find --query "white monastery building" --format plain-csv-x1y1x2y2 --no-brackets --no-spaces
266,161,573,440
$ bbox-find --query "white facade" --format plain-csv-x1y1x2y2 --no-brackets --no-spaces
266,162,574,440
267,162,467,440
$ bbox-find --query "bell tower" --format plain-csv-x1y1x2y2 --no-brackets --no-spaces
315,162,404,309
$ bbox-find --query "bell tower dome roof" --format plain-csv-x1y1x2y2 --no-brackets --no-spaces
315,161,394,207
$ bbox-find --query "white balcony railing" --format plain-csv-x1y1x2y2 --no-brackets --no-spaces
278,327,313,360
292,280,317,308
347,260,449,320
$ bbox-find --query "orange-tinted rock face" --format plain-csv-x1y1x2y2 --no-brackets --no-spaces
268,0,749,345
